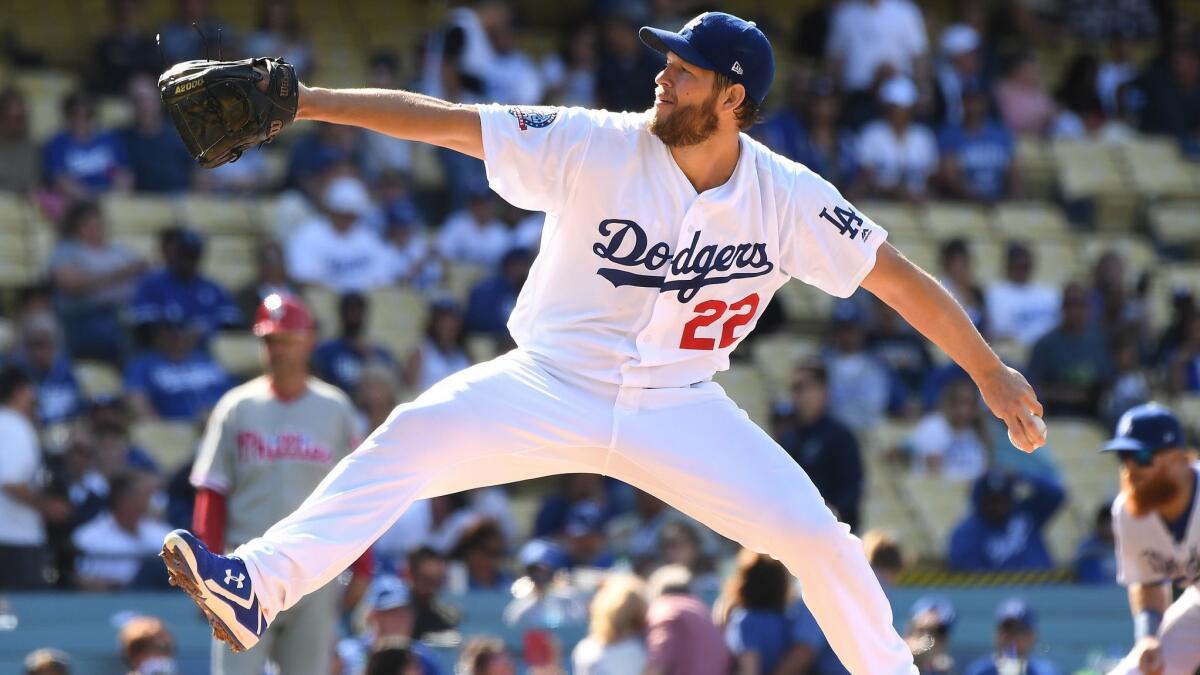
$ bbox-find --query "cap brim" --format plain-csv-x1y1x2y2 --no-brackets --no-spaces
1099,437,1148,453
638,27,718,72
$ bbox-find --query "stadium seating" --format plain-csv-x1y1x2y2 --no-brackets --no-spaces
130,419,200,472
72,360,123,399
365,286,430,358
102,194,177,235
212,333,263,379
713,364,772,428
748,333,819,401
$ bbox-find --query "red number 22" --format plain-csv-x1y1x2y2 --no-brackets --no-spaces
679,293,760,350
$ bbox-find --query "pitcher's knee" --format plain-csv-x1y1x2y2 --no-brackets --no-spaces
754,507,849,557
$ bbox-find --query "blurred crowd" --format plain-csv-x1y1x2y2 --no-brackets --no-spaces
2,0,1198,672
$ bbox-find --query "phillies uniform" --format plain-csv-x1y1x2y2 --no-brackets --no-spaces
191,375,359,674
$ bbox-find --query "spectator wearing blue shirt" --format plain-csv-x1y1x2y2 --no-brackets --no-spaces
42,91,133,201
905,596,957,675
947,469,1066,572
561,501,616,570
937,86,1016,203
119,76,193,193
131,227,241,343
789,599,851,675
718,548,804,675
124,318,232,421
336,574,446,675
11,314,83,426
312,292,395,395
755,74,858,188
1074,502,1118,584
465,247,533,342
449,519,513,592
963,599,1060,675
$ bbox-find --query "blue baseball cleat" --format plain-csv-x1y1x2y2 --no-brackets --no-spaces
160,529,268,652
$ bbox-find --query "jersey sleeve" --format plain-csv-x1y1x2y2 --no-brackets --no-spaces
190,393,238,494
780,167,888,298
477,104,595,213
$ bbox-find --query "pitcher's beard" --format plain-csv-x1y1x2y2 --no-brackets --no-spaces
649,94,720,147
1121,469,1181,517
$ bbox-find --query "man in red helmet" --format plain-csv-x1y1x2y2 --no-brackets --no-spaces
188,293,369,675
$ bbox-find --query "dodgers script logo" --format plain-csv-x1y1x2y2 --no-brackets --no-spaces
592,219,773,303
508,106,558,130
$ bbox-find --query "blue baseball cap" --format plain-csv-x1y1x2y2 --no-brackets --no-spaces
368,574,411,611
1100,402,1185,459
995,598,1036,630
639,12,776,105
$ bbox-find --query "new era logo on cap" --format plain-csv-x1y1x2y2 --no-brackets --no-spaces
731,61,743,75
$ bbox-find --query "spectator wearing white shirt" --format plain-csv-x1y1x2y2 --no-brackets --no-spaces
437,187,512,267
487,10,545,105
286,175,390,292
73,470,171,590
382,201,444,291
826,0,931,127
824,302,895,435
985,242,1060,346
573,574,649,675
855,77,938,200
908,378,991,481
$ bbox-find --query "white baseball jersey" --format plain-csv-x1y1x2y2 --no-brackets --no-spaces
1112,462,1200,589
477,104,887,388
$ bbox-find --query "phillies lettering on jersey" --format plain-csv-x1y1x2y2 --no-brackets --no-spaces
236,430,333,464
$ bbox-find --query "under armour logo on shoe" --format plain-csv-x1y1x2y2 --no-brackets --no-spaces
224,569,245,589
731,61,744,75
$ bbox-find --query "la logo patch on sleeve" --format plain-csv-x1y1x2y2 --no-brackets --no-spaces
508,106,558,130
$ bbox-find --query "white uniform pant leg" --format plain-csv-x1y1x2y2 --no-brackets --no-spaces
1108,586,1200,675
234,351,615,620
603,383,915,675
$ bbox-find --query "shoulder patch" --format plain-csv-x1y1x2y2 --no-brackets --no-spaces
508,106,558,131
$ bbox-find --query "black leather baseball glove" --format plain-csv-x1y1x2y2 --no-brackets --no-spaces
159,57,299,169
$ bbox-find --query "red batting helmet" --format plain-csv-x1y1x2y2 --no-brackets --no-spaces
253,293,315,337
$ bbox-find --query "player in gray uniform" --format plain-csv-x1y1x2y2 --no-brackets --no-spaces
190,293,367,675
1101,403,1200,675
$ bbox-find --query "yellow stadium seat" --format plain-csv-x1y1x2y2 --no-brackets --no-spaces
863,488,934,560
442,261,489,302
1044,417,1107,466
1173,394,1200,440
131,420,200,472
303,287,340,339
1015,136,1056,199
922,202,991,238
775,281,834,326
465,335,497,363
111,233,159,261
73,360,123,399
180,196,257,235
900,475,970,550
713,364,772,428
991,202,1070,239
365,287,430,358
1080,235,1156,278
96,97,133,130
212,333,263,378
1052,140,1128,200
749,334,821,401
858,201,921,240
0,191,29,228
1121,137,1196,199
1045,508,1084,566
103,195,178,234
1149,201,1200,247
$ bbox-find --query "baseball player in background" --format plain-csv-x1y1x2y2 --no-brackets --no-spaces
1101,403,1200,675
188,293,370,674
162,13,1047,674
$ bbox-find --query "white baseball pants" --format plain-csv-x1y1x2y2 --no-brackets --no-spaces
1107,586,1200,675
234,350,916,675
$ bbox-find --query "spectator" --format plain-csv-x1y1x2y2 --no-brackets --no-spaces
0,366,66,589
756,74,857,187
788,598,850,675
457,636,518,675
778,360,863,530
825,0,931,128
284,124,366,198
117,616,177,675
1154,287,1195,366
11,314,84,426
867,298,933,398
541,24,598,108
1027,282,1112,417
355,362,401,431
234,240,298,324
361,56,415,178
72,470,171,590
502,538,587,630
947,470,1065,572
244,0,313,79
437,187,512,267
0,88,38,192
448,518,512,592
607,489,715,575
985,242,1060,347
465,247,533,341
908,378,992,481
42,429,109,566
824,302,893,434
123,317,232,421
486,5,545,105
365,639,420,675
717,549,801,675
995,54,1058,136
1136,29,1200,141
404,299,471,394
92,412,159,476
1165,313,1200,395
286,175,391,292
855,76,938,201
381,201,444,293
313,292,396,395
561,500,616,569
534,473,608,538
22,648,71,675
937,238,986,331
120,75,194,193
406,546,462,640
1090,250,1145,340
863,529,905,590
963,599,1059,675
937,86,1016,203
572,574,649,675
1065,0,1159,42
934,24,989,128
1101,334,1150,427
156,0,233,65
657,520,720,596
1049,53,1106,140
48,200,145,362
595,5,660,113
905,596,956,675
130,226,241,342
42,91,133,202
91,0,160,95
644,564,732,675
1074,501,1118,584
337,575,445,675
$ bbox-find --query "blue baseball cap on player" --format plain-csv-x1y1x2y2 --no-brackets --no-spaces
1100,402,1185,464
639,12,776,105
995,598,1036,630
